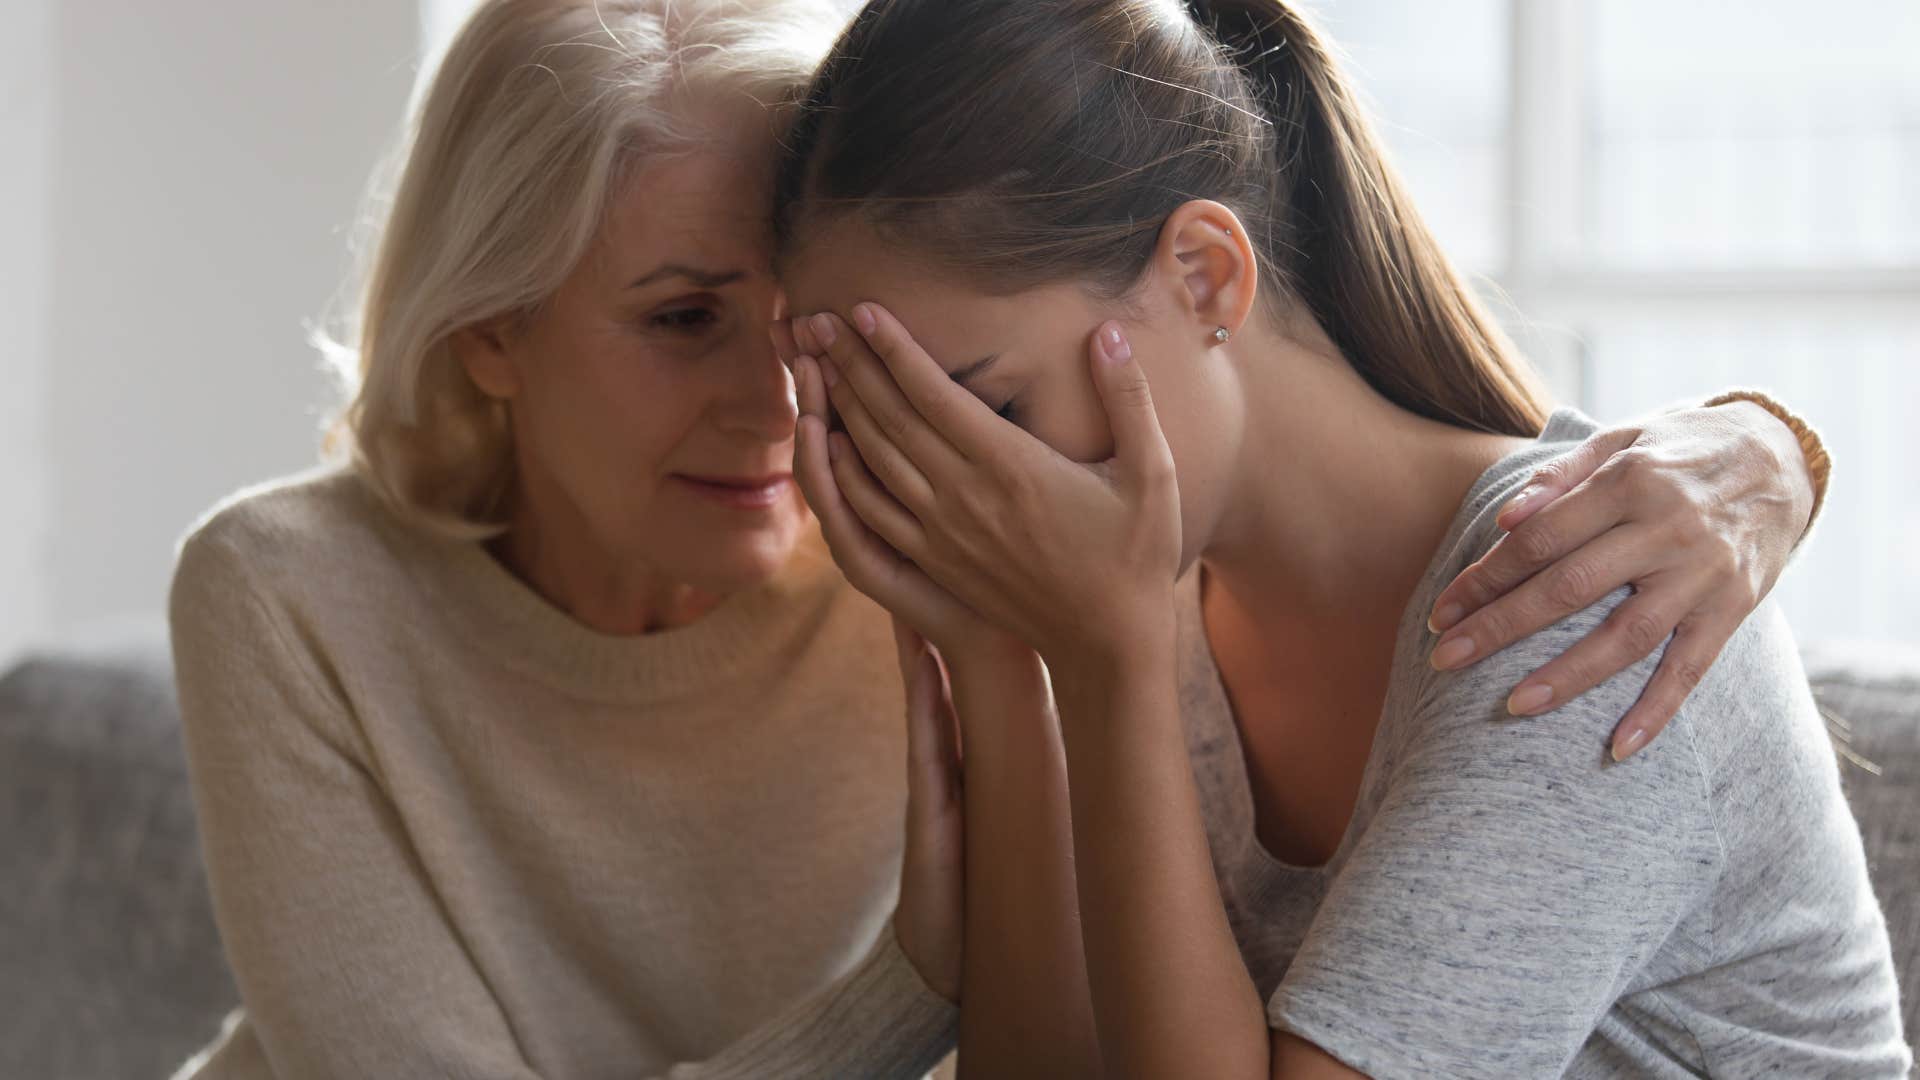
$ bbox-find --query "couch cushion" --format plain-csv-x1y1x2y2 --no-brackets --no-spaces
1804,641,1920,1046
0,619,236,1080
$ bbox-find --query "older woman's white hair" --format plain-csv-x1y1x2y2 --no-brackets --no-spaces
320,0,845,538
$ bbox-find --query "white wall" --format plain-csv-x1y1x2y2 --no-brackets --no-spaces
0,0,56,665
21,0,420,651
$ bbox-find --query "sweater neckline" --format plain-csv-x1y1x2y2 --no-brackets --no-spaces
406,506,842,708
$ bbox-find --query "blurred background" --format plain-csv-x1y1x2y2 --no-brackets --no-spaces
1,0,1914,668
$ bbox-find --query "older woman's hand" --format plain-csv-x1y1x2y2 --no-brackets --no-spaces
890,617,964,1003
1427,401,1817,759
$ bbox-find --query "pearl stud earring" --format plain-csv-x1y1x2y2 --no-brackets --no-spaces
1213,326,1232,344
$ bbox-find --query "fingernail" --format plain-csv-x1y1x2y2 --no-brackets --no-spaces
1430,635,1475,670
1611,725,1648,762
1508,683,1553,716
811,313,837,348
1428,603,1465,633
853,304,877,335
1103,323,1131,363
820,356,840,389
1502,485,1542,521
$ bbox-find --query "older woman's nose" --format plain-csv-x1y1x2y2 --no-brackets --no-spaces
714,337,799,442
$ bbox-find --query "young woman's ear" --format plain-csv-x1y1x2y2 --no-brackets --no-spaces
1155,199,1259,345
454,320,521,400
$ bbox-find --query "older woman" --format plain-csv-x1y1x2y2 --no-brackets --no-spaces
167,1,1828,1077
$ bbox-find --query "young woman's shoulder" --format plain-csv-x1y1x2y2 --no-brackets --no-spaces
1393,406,1815,808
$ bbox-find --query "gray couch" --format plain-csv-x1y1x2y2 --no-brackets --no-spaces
3,623,1917,1078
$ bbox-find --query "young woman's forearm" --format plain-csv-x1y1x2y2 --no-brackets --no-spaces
1050,641,1270,1080
945,651,1103,1079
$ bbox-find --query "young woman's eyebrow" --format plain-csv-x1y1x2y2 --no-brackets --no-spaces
949,353,1000,389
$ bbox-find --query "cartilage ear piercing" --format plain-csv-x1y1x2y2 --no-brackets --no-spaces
1213,326,1232,344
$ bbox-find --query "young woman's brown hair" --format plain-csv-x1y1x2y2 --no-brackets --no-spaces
774,0,1549,437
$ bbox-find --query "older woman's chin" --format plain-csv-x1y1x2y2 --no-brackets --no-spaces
660,510,814,594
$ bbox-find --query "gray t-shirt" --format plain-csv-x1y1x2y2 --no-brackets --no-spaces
1175,407,1912,1077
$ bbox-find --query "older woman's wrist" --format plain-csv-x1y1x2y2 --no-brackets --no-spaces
1706,390,1830,534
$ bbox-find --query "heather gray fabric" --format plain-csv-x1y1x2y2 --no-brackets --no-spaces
0,620,238,1080
1178,408,1913,1078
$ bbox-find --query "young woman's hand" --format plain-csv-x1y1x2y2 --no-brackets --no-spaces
1427,400,1818,759
787,322,1025,670
889,616,964,1003
795,305,1180,671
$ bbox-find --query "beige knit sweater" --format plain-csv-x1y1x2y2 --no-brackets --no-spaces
166,466,958,1079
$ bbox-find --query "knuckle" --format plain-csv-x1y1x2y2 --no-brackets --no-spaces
1670,655,1708,690
1470,604,1516,650
918,392,953,432
1139,445,1176,485
1513,521,1561,567
1617,609,1669,657
875,403,912,446
1118,378,1155,412
1546,558,1601,610
1447,571,1485,609
1552,656,1594,695
1594,448,1643,489
1658,517,1700,555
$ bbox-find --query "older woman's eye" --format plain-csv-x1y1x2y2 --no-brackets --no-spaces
649,307,719,332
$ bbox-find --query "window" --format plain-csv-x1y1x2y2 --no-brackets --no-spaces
1330,0,1920,646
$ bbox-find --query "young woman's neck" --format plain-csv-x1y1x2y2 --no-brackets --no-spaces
1200,308,1527,636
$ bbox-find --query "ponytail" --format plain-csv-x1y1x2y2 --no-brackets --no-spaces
1194,0,1547,436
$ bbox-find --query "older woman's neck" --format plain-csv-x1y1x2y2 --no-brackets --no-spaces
1200,317,1524,634
490,485,723,636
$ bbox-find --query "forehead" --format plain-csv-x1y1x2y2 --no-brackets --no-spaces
598,139,774,272
782,216,1094,371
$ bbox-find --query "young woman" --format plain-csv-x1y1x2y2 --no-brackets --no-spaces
777,0,1908,1076
168,0,1838,1076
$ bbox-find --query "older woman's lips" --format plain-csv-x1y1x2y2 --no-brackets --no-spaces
673,473,793,510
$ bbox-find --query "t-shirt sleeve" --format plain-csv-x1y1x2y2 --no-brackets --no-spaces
1263,586,1723,1079
170,523,955,1080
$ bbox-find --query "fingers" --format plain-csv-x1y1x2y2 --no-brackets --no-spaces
902,640,963,805
846,302,1005,458
794,355,829,425
1429,469,1633,634
829,430,927,559
1492,586,1687,719
794,405,947,624
1430,524,1655,673
820,345,937,514
1087,321,1174,490
811,311,961,479
1610,613,1734,761
1494,426,1638,532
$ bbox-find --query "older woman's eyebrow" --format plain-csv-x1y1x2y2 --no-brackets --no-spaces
627,263,746,289
949,353,1000,389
